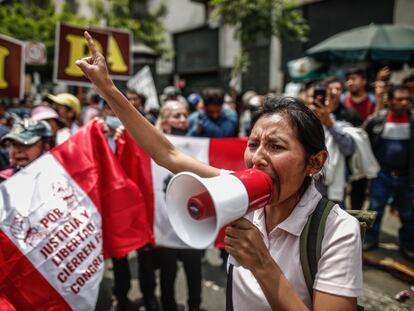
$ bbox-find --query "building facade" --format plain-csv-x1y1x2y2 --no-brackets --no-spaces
151,0,414,96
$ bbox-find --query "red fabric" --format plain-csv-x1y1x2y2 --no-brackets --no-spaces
209,138,247,248
208,138,247,171
386,112,410,123
344,94,375,122
0,230,71,310
51,120,151,258
116,131,155,244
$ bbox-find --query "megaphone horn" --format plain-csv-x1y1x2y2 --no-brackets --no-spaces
166,168,272,249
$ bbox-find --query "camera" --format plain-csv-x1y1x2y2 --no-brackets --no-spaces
313,86,326,107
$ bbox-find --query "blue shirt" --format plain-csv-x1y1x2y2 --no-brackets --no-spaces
187,109,238,137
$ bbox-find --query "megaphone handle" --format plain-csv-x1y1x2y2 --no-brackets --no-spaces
226,211,255,268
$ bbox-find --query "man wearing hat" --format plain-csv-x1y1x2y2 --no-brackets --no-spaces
0,118,52,180
47,93,81,144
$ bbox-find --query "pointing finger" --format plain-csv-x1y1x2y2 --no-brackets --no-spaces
84,31,98,56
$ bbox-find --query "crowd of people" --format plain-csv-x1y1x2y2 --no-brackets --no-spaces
0,31,413,310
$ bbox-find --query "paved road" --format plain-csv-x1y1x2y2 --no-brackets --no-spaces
95,208,414,310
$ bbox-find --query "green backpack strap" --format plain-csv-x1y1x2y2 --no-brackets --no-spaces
300,197,335,298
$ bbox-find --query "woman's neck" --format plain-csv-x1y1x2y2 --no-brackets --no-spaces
264,194,301,234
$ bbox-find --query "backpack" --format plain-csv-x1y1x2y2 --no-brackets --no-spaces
300,197,377,311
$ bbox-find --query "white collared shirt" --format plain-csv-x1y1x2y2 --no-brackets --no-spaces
232,183,363,310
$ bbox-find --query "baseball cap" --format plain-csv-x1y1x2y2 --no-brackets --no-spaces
47,93,81,118
1,118,52,145
32,105,60,121
32,105,65,128
187,93,202,106
163,86,180,97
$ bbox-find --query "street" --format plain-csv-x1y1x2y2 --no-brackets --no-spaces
95,207,414,311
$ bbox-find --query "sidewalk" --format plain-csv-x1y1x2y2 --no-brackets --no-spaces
95,207,414,311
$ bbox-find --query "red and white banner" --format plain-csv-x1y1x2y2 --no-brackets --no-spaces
0,120,247,309
0,121,151,310
116,132,247,248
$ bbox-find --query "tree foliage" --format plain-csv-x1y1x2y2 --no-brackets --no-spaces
0,0,168,68
209,0,309,45
0,0,94,72
209,0,308,80
89,0,168,56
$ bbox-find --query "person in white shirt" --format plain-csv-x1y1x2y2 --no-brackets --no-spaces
76,31,363,310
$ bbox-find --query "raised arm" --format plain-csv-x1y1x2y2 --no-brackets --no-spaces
76,31,219,177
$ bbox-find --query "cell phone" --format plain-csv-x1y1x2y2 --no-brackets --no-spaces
313,86,326,107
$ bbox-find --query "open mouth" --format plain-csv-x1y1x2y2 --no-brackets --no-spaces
15,157,29,165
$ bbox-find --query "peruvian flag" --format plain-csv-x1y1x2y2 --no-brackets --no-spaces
0,121,151,310
0,120,247,309
116,131,247,248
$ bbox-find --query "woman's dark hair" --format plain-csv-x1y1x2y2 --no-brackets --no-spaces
251,95,327,191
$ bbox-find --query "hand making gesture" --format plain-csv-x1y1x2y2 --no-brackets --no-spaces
75,31,218,178
75,31,113,97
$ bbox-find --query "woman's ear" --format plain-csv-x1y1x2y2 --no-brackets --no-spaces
306,150,328,176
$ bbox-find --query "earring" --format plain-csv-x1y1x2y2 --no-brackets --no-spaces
308,174,313,177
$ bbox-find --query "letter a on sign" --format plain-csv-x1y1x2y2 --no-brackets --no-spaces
90,26,131,80
0,34,25,99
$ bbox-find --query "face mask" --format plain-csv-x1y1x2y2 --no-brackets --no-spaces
105,116,122,129
170,127,187,136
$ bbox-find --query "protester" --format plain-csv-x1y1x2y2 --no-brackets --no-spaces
306,78,379,206
363,85,414,260
81,93,102,125
155,100,203,311
98,100,160,311
188,87,237,137
187,93,204,114
0,118,52,181
126,90,146,111
342,68,376,122
341,68,377,210
31,105,64,147
76,31,363,310
326,77,362,127
239,91,263,137
47,93,81,144
156,100,189,135
126,90,157,125
305,80,356,205
160,86,187,107
187,87,238,264
162,86,180,101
